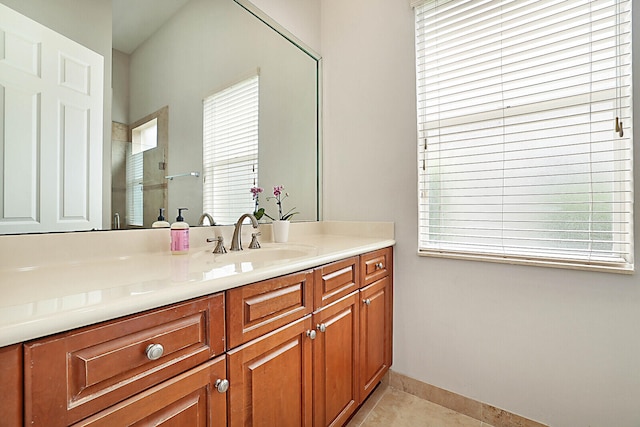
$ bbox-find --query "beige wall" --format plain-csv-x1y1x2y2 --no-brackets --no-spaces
248,0,320,53
317,1,640,426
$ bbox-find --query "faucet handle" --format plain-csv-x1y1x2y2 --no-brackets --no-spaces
207,236,227,254
249,232,261,249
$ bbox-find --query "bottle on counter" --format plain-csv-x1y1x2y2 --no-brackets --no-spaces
152,208,170,228
171,208,190,254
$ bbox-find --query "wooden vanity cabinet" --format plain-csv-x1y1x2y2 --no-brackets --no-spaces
11,245,393,427
226,249,393,427
24,293,225,426
358,249,393,402
0,343,23,426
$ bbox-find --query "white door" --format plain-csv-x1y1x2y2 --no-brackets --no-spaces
0,3,104,234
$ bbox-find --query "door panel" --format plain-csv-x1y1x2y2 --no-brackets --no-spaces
359,276,392,402
313,292,359,427
0,3,103,233
228,315,313,427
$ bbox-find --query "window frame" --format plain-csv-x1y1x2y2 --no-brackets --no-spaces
414,0,634,273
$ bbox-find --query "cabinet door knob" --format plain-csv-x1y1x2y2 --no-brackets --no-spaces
363,298,371,306
317,323,327,333
145,343,164,361
215,378,230,393
306,329,317,340
375,262,384,270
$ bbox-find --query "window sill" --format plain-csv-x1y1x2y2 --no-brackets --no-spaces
417,250,634,274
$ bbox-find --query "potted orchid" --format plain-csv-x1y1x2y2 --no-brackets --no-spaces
267,185,298,242
251,185,298,242
250,186,266,220
267,185,298,221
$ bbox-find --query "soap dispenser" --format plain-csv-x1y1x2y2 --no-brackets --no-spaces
171,208,190,254
152,208,170,228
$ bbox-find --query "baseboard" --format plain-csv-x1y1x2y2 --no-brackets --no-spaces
388,370,549,427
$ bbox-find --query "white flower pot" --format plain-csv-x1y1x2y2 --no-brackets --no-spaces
272,220,290,243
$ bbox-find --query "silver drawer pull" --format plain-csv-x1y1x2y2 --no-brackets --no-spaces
363,298,371,306
375,262,384,270
145,343,164,360
317,323,327,333
306,329,317,340
215,378,230,393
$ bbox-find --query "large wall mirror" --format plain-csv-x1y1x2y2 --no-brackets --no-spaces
0,0,320,234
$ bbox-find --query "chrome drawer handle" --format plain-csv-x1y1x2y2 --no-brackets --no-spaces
363,298,371,306
145,343,164,361
215,378,230,393
306,329,317,340
317,323,327,333
375,262,384,270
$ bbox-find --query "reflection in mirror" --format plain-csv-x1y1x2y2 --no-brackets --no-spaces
0,1,106,234
112,106,168,229
0,0,320,234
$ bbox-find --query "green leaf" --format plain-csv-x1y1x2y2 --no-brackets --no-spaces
253,207,265,220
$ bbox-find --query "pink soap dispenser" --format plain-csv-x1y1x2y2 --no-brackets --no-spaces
171,208,189,254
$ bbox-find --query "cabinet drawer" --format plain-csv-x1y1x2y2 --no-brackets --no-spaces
226,270,313,349
314,256,359,309
360,247,392,287
24,294,225,426
73,355,227,427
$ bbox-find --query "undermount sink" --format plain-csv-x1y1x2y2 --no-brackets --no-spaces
218,246,313,263
193,243,316,266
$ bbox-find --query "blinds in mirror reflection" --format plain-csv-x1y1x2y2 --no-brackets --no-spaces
203,75,260,225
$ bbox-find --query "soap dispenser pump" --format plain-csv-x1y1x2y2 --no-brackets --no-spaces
171,208,190,254
152,208,170,228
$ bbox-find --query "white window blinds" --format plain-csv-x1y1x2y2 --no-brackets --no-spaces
126,150,143,227
415,0,633,270
203,75,259,225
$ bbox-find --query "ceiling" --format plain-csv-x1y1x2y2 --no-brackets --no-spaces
112,0,190,54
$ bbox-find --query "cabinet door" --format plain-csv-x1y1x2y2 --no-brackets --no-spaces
72,355,227,427
0,344,22,426
359,276,393,402
228,316,313,427
312,292,359,427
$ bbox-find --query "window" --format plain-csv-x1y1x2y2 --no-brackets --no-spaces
203,75,259,225
126,118,158,227
415,0,633,271
132,118,158,154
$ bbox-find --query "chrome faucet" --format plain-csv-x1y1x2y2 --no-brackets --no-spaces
230,213,259,251
207,235,227,254
198,213,215,226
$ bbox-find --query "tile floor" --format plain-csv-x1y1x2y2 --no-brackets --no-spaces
347,383,495,427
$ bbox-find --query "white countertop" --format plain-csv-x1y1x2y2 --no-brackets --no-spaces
0,221,394,346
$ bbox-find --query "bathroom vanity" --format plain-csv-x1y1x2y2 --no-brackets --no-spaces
0,222,394,427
